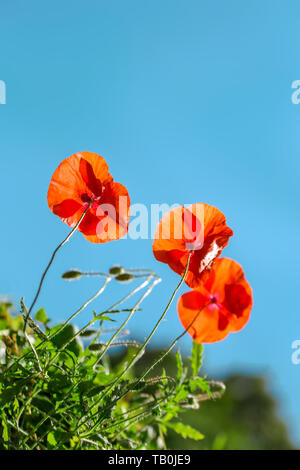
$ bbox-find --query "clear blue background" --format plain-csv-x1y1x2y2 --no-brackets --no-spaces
1,0,299,445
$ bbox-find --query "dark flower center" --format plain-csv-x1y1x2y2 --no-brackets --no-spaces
81,192,101,204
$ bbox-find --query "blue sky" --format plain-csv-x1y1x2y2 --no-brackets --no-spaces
1,0,300,445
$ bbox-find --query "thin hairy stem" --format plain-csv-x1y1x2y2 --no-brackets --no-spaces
79,254,191,433
74,275,161,432
94,274,158,365
24,204,91,330
137,301,211,383
46,275,112,344
104,252,192,393
44,276,112,369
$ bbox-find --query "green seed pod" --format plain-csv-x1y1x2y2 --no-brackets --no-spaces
109,265,124,276
115,273,134,282
62,270,82,280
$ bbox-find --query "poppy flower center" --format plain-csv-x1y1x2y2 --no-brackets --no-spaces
208,292,221,308
186,235,203,251
81,192,102,204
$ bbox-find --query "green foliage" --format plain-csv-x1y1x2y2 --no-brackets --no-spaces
165,422,204,441
35,308,48,325
189,341,203,377
0,278,217,451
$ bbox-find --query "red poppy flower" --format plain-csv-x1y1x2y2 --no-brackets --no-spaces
152,204,233,288
177,258,253,343
47,152,130,243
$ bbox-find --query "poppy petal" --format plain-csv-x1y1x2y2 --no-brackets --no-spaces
78,210,100,236
223,284,252,318
47,152,115,235
79,158,103,197
183,208,203,248
153,206,192,268
48,152,113,213
178,291,230,343
81,182,131,243
52,199,82,218
218,311,230,331
76,151,113,186
177,257,253,343
153,204,233,288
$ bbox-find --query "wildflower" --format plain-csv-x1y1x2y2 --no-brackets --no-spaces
152,204,233,287
177,258,253,343
47,152,130,243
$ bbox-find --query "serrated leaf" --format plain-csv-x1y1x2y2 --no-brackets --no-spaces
166,422,204,440
190,377,212,396
189,341,203,377
174,386,189,403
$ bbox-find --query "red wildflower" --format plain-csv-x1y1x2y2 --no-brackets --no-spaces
47,152,130,243
177,258,253,343
152,204,233,288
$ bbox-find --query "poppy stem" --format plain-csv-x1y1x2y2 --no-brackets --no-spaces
94,274,161,367
135,301,211,383
94,252,192,405
24,203,91,331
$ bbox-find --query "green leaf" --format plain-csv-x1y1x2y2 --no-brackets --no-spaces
1,415,9,442
176,350,183,382
50,324,82,357
35,308,47,324
94,372,115,385
47,431,57,447
174,386,189,403
176,350,188,387
93,314,115,322
166,422,204,441
190,377,212,396
13,398,19,414
189,341,203,377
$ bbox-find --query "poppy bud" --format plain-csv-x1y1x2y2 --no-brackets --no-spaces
62,270,83,280
89,344,104,351
79,329,97,337
115,273,134,283
109,265,124,276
